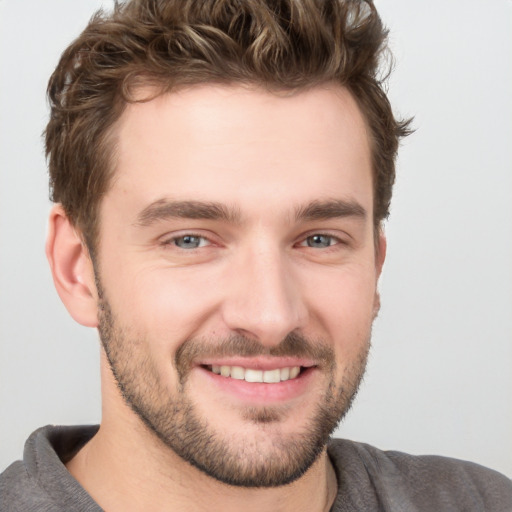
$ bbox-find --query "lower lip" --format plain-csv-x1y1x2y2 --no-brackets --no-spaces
194,366,317,404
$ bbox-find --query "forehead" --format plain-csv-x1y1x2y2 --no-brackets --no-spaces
106,84,373,221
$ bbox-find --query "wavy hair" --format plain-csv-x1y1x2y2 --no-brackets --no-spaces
46,0,411,252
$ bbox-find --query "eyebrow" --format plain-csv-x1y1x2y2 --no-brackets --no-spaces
135,197,367,228
294,199,367,222
135,199,241,227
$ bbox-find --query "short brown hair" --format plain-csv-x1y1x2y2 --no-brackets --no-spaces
46,0,411,253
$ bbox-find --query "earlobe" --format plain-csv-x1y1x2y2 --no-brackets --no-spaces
46,205,99,328
376,231,387,277
373,292,381,319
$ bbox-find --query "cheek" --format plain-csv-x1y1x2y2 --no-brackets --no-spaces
304,264,377,343
101,251,378,358
104,264,222,345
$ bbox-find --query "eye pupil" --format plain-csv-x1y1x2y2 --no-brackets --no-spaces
175,235,201,249
307,235,331,248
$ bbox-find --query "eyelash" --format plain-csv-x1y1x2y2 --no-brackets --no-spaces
298,233,343,249
161,232,345,251
162,233,211,250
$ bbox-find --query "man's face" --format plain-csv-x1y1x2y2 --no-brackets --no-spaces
94,84,383,486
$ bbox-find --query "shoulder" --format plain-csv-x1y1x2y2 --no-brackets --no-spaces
0,425,100,512
328,438,512,512
0,460,56,512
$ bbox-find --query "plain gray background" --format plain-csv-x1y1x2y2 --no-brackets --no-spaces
1,0,511,477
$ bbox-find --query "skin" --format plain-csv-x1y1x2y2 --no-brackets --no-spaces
46,84,386,512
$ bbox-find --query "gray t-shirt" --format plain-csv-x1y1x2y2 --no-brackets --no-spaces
1,425,511,511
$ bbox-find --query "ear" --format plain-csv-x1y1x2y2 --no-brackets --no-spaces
46,204,99,327
373,230,387,318
375,230,387,278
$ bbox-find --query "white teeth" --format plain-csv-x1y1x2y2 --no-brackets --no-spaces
263,369,281,383
280,367,290,381
289,366,300,379
245,369,263,382
230,366,245,380
209,365,302,383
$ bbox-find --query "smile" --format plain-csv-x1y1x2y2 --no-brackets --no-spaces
207,365,301,383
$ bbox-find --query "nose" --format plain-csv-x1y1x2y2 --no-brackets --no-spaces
220,243,308,346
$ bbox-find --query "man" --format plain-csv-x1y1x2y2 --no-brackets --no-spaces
1,0,511,510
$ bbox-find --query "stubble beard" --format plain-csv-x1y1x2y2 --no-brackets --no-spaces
97,291,371,488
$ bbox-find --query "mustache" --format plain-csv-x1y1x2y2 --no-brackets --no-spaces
175,331,335,380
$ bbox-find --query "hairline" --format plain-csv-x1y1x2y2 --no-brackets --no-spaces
74,79,384,258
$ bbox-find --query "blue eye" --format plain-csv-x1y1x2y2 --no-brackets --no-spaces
173,235,207,249
305,234,336,248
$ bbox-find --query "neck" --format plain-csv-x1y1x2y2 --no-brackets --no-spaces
66,419,337,512
65,355,338,511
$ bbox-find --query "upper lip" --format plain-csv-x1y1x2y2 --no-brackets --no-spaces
196,357,317,371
